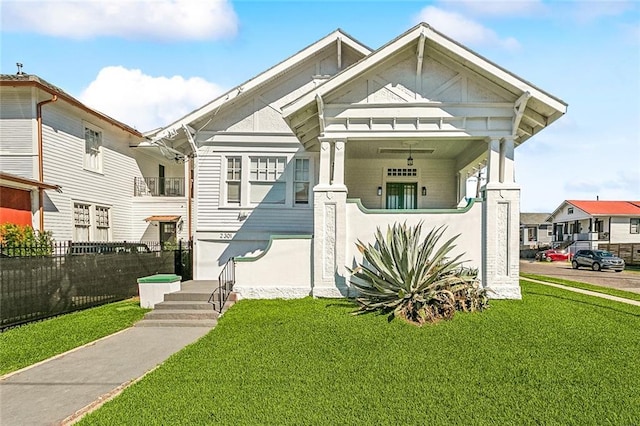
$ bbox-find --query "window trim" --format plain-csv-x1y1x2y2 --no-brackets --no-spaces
83,122,103,173
220,153,314,208
225,156,242,205
95,205,110,241
293,158,311,206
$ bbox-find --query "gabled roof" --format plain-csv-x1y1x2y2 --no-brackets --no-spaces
520,213,551,225
0,74,142,137
283,22,568,146
151,29,371,141
566,200,640,216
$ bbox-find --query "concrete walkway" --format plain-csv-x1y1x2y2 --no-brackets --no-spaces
0,325,212,425
521,276,640,307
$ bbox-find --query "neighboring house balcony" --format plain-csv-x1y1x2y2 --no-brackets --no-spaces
134,177,185,197
555,232,609,243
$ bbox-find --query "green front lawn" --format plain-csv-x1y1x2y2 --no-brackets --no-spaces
0,299,149,375
521,272,640,302
80,281,640,425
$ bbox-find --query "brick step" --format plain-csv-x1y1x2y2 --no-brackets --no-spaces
143,309,219,321
135,319,218,328
154,301,214,310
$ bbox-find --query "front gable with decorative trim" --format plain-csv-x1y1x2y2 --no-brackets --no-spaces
154,23,567,300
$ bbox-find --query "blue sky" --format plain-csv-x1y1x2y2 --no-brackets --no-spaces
1,0,638,212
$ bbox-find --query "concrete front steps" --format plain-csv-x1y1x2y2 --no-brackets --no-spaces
136,280,234,328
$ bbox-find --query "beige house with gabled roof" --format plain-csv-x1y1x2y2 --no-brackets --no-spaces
149,23,567,299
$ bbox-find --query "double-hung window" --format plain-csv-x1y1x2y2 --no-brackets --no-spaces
84,126,103,172
250,157,286,204
95,206,110,241
226,157,242,205
294,158,310,205
73,203,91,242
631,218,640,234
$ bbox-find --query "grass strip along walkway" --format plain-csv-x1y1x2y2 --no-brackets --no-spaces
0,299,149,376
520,272,640,302
79,281,640,425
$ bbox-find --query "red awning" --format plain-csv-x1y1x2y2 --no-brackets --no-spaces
144,215,181,222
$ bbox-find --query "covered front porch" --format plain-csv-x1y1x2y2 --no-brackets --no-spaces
233,23,567,300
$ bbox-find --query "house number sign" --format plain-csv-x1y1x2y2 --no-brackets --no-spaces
217,232,235,240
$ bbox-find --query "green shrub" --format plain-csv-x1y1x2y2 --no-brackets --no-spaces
0,223,53,256
349,222,488,325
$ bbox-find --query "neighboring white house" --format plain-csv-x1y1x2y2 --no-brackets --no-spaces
0,74,189,245
547,200,640,253
144,23,568,299
520,213,553,249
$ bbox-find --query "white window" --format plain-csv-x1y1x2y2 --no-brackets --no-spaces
73,203,91,241
631,218,640,234
84,126,102,172
226,157,242,205
567,207,574,214
294,158,310,205
95,206,110,241
249,157,285,204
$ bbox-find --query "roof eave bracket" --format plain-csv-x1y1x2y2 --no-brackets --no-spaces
513,91,531,137
315,93,325,133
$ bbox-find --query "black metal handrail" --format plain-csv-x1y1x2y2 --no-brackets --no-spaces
209,258,235,313
134,177,185,197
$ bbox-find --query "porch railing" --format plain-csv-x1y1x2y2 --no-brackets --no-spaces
209,258,235,313
134,177,185,197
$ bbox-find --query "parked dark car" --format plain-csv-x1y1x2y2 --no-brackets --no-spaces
572,249,624,272
536,249,570,262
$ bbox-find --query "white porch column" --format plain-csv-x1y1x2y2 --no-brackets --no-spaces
481,137,521,299
318,140,331,186
332,140,346,187
312,138,348,297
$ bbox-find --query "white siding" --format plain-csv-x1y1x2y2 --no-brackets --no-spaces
0,87,35,178
345,158,457,209
610,217,640,244
38,102,186,242
132,198,189,242
196,150,313,234
41,104,138,241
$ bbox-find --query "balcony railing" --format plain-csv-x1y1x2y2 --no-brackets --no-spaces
134,177,185,197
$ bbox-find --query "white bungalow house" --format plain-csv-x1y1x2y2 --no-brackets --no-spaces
148,23,567,299
547,200,640,252
0,73,189,245
520,212,553,250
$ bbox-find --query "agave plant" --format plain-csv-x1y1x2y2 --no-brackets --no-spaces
349,222,488,325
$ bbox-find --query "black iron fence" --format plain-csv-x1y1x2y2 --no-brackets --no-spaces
0,240,193,330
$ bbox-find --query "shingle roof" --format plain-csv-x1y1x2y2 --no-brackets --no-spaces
567,200,640,216
520,213,551,225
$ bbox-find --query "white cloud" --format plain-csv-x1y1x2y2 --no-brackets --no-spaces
569,0,636,23
437,0,547,17
79,66,224,132
415,6,520,50
1,0,238,41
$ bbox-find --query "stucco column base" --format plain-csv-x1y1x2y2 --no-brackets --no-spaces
233,286,312,299
481,184,522,300
312,286,352,298
484,284,522,299
312,187,348,299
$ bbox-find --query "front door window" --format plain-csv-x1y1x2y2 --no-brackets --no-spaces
160,222,177,247
386,183,417,209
